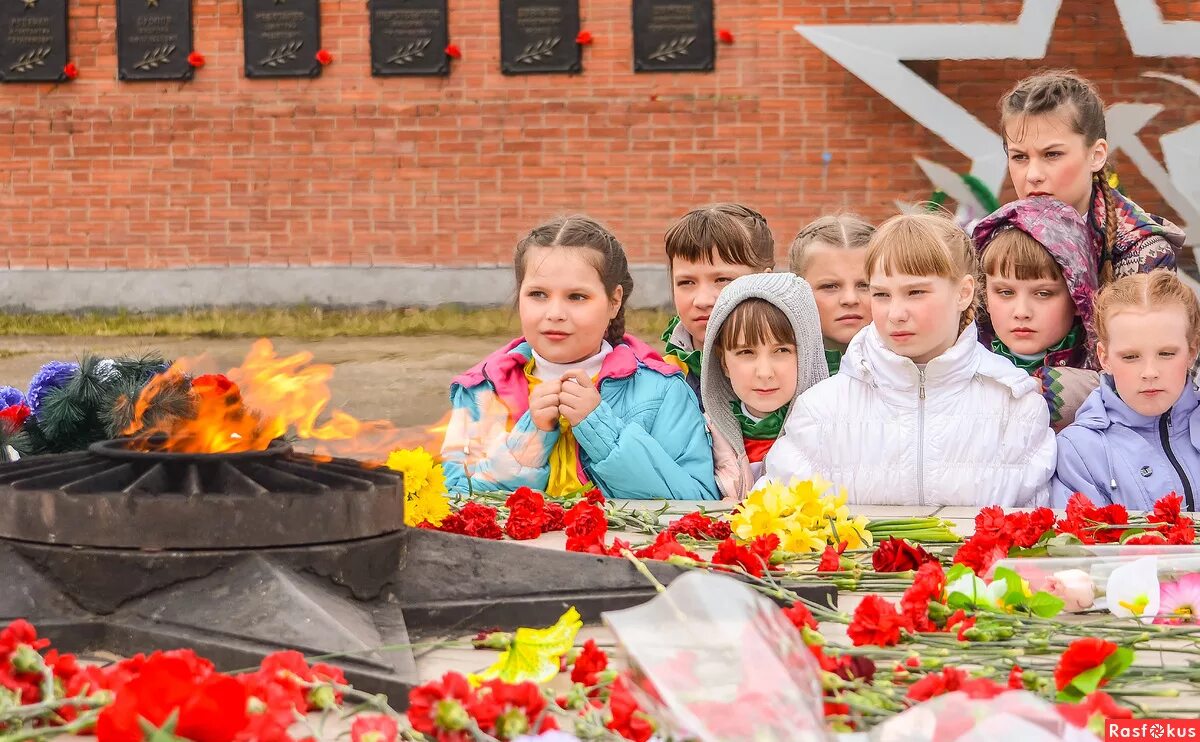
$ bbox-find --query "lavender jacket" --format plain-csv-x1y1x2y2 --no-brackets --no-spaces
1051,376,1200,512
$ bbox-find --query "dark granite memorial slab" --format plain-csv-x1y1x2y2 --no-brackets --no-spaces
632,0,713,73
0,0,69,83
242,0,321,78
369,0,449,77
117,0,195,81
499,0,580,75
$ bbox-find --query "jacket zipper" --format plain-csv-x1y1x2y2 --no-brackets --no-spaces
1159,413,1195,512
917,368,926,506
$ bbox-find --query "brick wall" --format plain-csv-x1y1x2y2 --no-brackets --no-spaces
1,0,1197,271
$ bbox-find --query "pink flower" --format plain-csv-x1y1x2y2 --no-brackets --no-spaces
1043,569,1096,612
1156,573,1200,624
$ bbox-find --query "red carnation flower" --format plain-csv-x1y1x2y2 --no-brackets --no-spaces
95,655,248,742
570,638,608,686
407,672,478,739
476,678,553,738
817,541,847,572
717,28,734,44
781,602,818,632
575,30,594,45
872,537,937,573
1165,519,1196,544
952,532,1008,574
315,49,334,66
564,501,607,552
908,666,1005,701
899,563,944,634
504,487,547,540
350,715,398,742
606,676,654,742
634,530,700,562
445,44,462,59
1008,665,1025,689
1054,637,1119,693
846,595,906,647
666,511,730,540
583,487,605,505
187,51,206,68
1149,492,1185,525
711,536,773,577
1057,493,1129,544
63,62,79,80
542,502,565,532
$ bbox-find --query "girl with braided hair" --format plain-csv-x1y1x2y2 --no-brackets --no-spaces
441,215,718,500
999,70,1185,283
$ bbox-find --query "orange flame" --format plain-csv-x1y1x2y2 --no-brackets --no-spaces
124,339,412,463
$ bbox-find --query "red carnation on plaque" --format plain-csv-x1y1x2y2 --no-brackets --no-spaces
504,487,547,540
563,501,607,553
187,52,206,68
62,62,79,80
575,30,594,45
315,49,334,66
570,638,608,686
717,28,734,44
872,536,937,573
846,594,907,647
445,44,462,60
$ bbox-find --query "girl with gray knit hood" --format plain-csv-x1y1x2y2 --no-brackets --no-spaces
701,273,829,500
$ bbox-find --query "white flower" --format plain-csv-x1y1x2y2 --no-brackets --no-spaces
1106,556,1161,621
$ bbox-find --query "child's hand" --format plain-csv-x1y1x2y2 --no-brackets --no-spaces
558,370,602,425
529,379,563,432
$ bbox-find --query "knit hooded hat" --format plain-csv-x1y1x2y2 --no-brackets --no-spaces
701,272,828,458
973,196,1100,370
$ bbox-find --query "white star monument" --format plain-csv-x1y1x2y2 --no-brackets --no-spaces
796,0,1200,236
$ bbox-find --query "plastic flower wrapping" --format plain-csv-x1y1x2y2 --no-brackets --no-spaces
603,571,832,742
990,547,1200,622
866,690,1101,742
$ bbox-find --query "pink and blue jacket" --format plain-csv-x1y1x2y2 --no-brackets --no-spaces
440,335,718,500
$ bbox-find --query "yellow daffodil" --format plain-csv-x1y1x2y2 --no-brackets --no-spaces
472,607,582,684
726,477,871,554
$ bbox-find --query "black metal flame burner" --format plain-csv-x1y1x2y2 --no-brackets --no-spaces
0,439,404,548
0,440,837,705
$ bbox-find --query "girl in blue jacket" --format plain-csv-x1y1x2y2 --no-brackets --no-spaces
1052,270,1200,510
441,215,718,500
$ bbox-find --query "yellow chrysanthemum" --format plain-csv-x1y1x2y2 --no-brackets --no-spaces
386,447,434,496
386,447,451,527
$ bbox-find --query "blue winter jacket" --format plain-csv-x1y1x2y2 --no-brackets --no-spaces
440,335,718,500
1051,375,1200,511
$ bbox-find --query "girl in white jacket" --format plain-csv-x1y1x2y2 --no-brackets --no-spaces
762,212,1056,507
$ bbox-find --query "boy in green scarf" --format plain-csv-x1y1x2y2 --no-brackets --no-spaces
662,204,775,408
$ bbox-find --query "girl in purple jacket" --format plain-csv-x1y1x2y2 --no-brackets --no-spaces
1052,271,1200,511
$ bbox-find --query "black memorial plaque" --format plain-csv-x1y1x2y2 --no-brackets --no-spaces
369,0,449,77
117,0,195,81
242,0,321,78
632,0,713,73
0,0,69,83
499,0,580,75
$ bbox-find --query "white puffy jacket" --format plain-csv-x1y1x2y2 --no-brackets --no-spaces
761,323,1055,507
